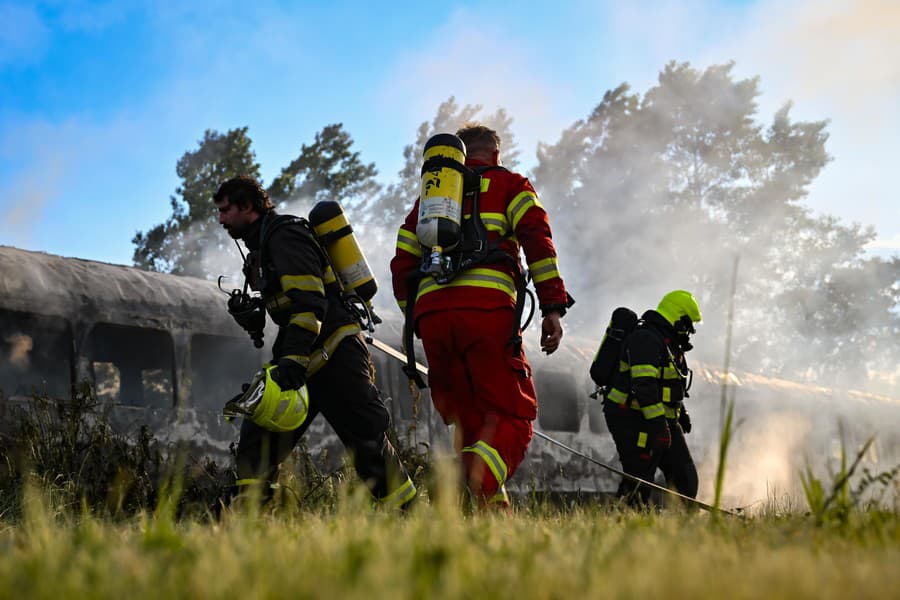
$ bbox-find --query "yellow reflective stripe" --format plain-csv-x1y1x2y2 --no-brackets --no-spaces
323,265,337,285
528,256,560,284
662,387,671,404
417,268,516,300
641,403,666,420
289,311,321,334
281,354,310,369
478,211,509,235
490,483,510,505
607,387,629,404
507,190,542,230
307,324,361,375
396,228,422,257
461,440,508,486
266,292,291,312
619,360,629,372
637,432,648,449
380,477,417,508
397,299,407,311
662,366,680,380
631,364,661,379
280,274,324,295
481,178,491,193
664,405,679,419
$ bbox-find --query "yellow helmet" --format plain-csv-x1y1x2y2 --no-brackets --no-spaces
224,365,309,432
657,290,702,328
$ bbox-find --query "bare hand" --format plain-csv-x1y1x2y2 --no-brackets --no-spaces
540,312,563,355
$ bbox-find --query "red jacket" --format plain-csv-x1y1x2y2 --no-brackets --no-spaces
390,159,568,320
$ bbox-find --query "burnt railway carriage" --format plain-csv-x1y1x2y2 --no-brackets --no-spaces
2,245,898,501
0,245,444,464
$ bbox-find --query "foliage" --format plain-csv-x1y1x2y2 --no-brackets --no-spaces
1,498,899,599
131,124,376,280
268,122,379,216
0,383,230,520
532,61,899,383
132,127,261,277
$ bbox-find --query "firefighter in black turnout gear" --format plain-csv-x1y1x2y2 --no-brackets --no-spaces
592,290,702,506
214,175,416,509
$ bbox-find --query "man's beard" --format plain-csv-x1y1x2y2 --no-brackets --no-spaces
224,224,245,239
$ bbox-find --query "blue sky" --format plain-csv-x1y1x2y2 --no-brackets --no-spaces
1,0,898,266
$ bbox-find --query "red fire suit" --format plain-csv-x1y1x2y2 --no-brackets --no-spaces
390,159,569,504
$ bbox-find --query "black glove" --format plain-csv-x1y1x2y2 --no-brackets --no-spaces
645,417,672,453
678,408,692,434
270,358,307,391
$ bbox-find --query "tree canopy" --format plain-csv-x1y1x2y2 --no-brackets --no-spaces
132,65,898,389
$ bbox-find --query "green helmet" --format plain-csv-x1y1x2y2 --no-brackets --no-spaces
657,290,702,328
223,365,309,432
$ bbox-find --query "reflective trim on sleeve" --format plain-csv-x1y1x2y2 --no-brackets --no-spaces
641,403,666,420
631,364,662,379
662,365,681,380
380,477,417,508
396,228,422,257
280,274,325,296
507,190,542,231
289,311,322,334
417,268,516,301
461,440,508,487
664,405,679,419
606,387,629,404
528,256,561,284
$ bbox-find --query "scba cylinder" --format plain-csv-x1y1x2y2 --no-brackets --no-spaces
417,133,467,250
309,200,377,301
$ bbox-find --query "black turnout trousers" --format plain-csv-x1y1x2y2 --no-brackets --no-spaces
235,333,406,499
603,403,698,505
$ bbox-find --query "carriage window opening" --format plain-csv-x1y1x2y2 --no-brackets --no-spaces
0,310,73,400
535,369,580,432
190,334,265,411
93,361,120,404
85,323,174,409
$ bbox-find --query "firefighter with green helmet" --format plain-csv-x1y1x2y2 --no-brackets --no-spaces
593,290,702,506
214,175,416,510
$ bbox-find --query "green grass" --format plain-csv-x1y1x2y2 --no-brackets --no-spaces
1,486,898,600
2,386,900,599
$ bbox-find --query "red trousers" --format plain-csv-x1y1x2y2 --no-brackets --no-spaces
418,307,536,501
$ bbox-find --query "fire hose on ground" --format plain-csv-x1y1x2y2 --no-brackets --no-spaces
367,337,744,518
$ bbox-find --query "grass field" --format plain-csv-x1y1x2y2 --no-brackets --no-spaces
1,472,899,600
2,391,898,599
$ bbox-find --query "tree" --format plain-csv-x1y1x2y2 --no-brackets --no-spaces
132,127,260,277
532,61,898,383
267,123,378,216
133,124,376,280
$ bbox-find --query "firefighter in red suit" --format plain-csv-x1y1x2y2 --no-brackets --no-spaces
390,123,573,507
